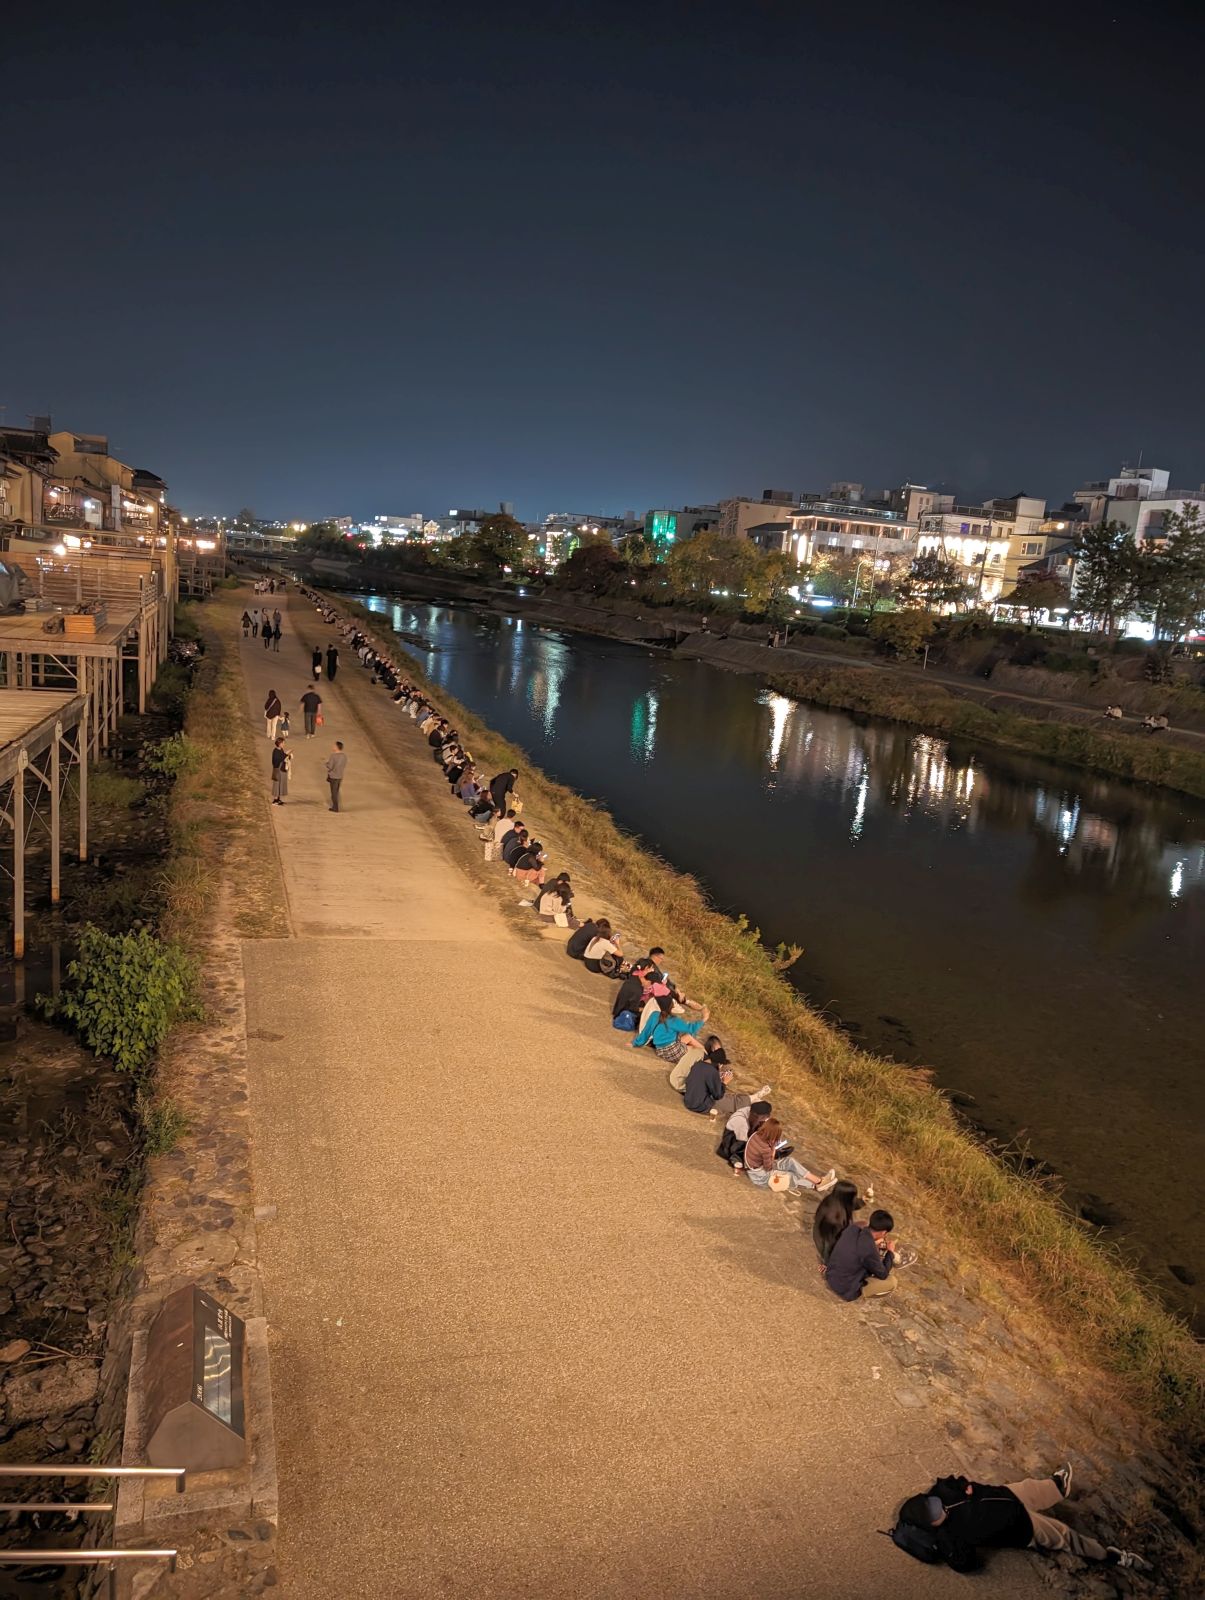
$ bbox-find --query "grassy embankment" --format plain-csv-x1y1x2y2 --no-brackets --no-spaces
766,661,1205,799
340,597,1204,1446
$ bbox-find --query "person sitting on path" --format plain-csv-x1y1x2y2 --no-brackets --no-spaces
490,767,520,815
812,1179,861,1269
300,686,322,738
271,736,290,805
325,740,348,813
326,643,339,681
632,993,709,1066
743,1116,836,1195
264,689,282,739
500,824,529,867
823,1208,899,1299
582,918,623,973
489,806,518,844
512,839,547,887
611,959,654,1024
716,1099,771,1171
311,646,323,681
682,1053,733,1115
893,1464,1151,1574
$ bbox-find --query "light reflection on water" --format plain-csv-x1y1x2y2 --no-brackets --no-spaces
360,594,1205,1320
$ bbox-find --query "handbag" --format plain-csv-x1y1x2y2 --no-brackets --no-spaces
768,1171,792,1193
483,842,498,861
611,1009,638,1032
316,712,324,726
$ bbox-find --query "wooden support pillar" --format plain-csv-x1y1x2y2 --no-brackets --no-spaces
138,619,147,712
50,726,61,906
78,709,88,863
13,756,25,960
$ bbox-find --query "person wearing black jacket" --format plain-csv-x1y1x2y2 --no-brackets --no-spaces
611,960,653,1021
682,1055,732,1114
897,1466,1151,1572
489,767,519,815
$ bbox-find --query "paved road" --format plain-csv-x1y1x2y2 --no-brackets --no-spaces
236,598,1049,1599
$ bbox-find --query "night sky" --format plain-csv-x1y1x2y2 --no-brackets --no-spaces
5,2,1204,520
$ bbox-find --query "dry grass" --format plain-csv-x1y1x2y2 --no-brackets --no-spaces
342,597,1204,1445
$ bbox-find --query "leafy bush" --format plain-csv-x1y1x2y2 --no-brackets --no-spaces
1042,651,1098,675
814,622,849,641
40,925,201,1079
172,605,203,642
150,663,193,717
143,733,203,779
869,610,932,657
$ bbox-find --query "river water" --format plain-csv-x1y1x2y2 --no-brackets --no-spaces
358,595,1205,1326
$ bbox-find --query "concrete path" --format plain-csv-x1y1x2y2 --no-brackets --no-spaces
235,596,1049,1599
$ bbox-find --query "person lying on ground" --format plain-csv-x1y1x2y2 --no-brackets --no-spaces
583,919,623,973
743,1117,836,1195
823,1208,903,1298
611,959,654,1024
812,1179,861,1269
893,1464,1151,1574
682,1054,734,1115
632,994,709,1065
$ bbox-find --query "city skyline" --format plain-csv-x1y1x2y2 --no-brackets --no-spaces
5,2,1205,520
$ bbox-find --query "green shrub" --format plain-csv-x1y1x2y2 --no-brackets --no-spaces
869,610,932,657
814,621,849,641
39,925,201,1079
150,662,192,717
143,733,203,779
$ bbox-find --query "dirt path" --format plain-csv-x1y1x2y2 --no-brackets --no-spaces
234,595,1050,1599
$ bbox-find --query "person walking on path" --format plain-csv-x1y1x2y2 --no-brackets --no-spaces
271,621,282,651
241,610,251,637
251,607,260,637
311,646,323,682
271,736,290,805
273,608,282,632
262,618,273,650
264,689,282,739
325,741,348,812
326,643,339,681
893,1464,1152,1573
300,686,322,738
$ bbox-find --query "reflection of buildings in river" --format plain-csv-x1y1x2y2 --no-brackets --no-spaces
629,688,659,763
755,692,982,827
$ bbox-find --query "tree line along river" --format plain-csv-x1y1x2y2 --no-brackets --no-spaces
358,594,1205,1330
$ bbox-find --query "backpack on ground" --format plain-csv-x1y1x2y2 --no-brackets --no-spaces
884,1518,941,1564
612,1009,638,1031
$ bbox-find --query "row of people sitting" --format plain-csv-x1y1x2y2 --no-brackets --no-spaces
304,594,912,1304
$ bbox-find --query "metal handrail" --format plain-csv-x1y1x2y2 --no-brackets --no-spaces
0,1551,178,1566
0,1502,113,1513
0,1465,184,1597
0,1465,185,1491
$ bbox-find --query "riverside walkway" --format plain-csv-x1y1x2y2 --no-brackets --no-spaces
235,597,1048,1599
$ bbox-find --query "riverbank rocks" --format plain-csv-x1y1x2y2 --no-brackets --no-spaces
3,1357,99,1423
